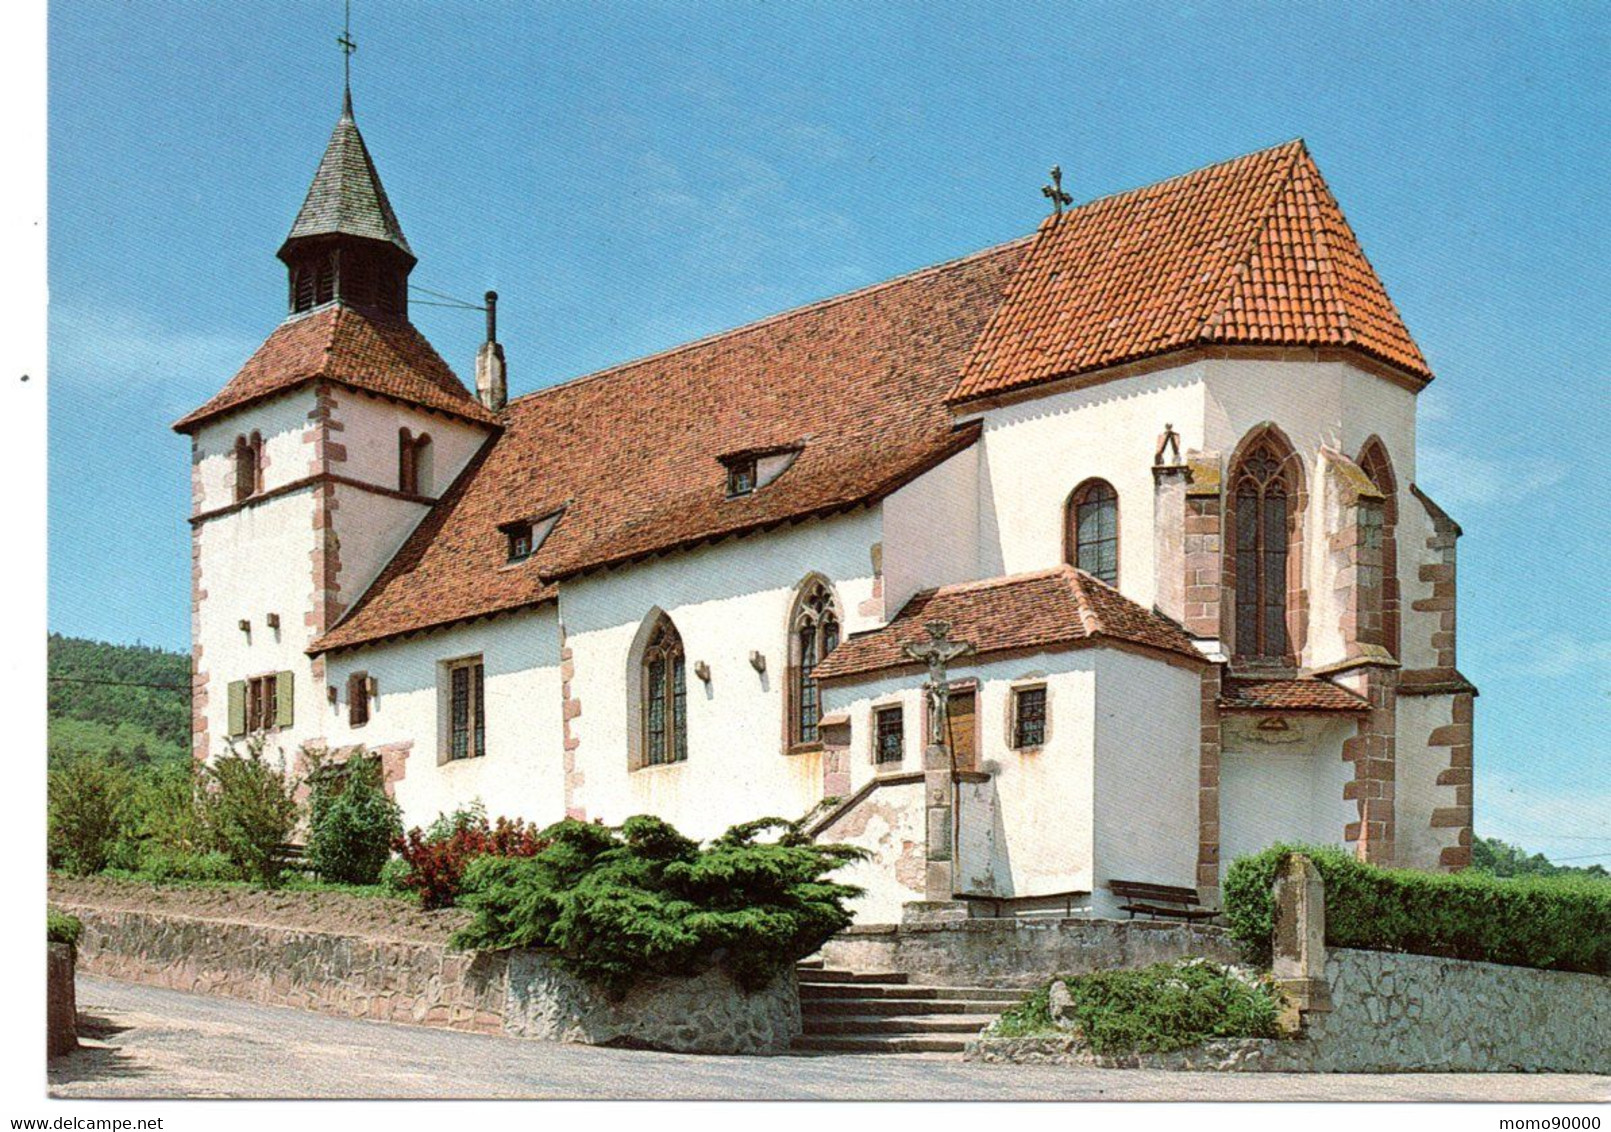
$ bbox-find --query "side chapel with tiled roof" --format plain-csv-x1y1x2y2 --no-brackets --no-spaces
180,87,1474,922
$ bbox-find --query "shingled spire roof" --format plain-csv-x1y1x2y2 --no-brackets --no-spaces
279,93,414,263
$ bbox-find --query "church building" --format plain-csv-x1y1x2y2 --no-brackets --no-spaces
176,91,1475,921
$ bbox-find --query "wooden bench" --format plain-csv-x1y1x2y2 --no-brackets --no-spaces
1107,880,1218,922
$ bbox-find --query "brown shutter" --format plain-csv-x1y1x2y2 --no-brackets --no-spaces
227,680,247,738
275,671,295,729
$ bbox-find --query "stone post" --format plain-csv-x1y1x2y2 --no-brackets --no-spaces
1272,853,1331,1032
923,738,955,901
1152,428,1189,625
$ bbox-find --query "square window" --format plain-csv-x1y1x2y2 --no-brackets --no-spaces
874,705,904,765
1012,686,1047,749
246,673,278,733
507,525,533,562
727,459,758,497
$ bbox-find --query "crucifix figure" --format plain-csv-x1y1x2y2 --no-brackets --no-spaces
337,0,358,98
902,620,975,747
1042,165,1073,216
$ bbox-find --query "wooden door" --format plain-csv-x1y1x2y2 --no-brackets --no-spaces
947,690,978,773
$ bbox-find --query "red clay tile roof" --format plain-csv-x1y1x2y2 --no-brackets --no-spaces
1218,676,1369,713
949,140,1430,405
813,566,1204,681
313,240,1030,652
173,305,497,433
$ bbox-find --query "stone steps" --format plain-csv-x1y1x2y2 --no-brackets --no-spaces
792,965,1023,1057
800,982,1020,1003
803,1013,999,1035
796,969,909,985
791,1033,973,1055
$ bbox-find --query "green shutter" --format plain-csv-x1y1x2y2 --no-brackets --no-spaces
227,680,246,738
276,671,295,728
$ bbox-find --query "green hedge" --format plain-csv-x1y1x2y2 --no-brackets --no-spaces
1224,843,1611,975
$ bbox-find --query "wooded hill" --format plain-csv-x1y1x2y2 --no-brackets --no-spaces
48,634,190,770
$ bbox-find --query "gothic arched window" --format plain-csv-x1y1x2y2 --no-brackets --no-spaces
1065,478,1119,585
641,617,687,767
1231,436,1299,661
789,579,841,747
1356,438,1399,658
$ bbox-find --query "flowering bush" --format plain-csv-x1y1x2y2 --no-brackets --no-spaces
393,802,547,909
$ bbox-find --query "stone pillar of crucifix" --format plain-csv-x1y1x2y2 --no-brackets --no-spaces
901,620,975,903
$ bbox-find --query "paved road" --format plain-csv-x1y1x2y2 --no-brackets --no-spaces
50,976,1609,1102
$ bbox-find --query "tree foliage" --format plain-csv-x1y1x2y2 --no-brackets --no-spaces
1471,835,1609,881
453,815,867,992
196,742,300,886
47,635,190,760
306,755,403,886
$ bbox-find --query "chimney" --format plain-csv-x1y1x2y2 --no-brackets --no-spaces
475,290,507,412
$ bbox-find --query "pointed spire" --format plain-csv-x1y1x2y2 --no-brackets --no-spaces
279,105,413,262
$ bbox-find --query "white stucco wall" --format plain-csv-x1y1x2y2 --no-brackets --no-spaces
560,509,882,840
881,446,980,615
192,390,315,512
973,364,1207,609
193,492,326,766
328,387,487,498
321,610,566,831
1089,649,1202,916
972,357,1421,668
1396,490,1446,672
1395,693,1462,871
823,652,1100,902
1218,715,1357,881
815,778,927,925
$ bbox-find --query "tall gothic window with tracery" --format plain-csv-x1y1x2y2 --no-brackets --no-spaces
641,617,687,766
790,580,841,746
1066,478,1119,585
1232,441,1294,660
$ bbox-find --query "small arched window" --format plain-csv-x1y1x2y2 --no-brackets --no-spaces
641,617,687,766
789,579,841,747
399,429,433,495
1231,438,1297,660
234,431,263,502
1065,479,1119,585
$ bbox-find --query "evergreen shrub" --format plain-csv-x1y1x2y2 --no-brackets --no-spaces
989,959,1283,1053
452,815,866,992
1224,843,1611,975
307,756,403,886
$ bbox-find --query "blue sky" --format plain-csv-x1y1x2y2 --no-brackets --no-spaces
48,2,1607,862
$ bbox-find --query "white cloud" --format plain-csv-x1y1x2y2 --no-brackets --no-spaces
1472,628,1611,679
49,304,255,412
1416,443,1566,508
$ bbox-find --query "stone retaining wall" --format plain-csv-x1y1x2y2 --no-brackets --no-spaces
820,918,1240,987
59,903,799,1055
967,948,1611,1073
47,943,76,1057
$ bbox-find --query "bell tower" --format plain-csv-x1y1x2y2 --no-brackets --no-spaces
278,91,416,321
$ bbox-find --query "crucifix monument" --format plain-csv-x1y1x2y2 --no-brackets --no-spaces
902,620,975,904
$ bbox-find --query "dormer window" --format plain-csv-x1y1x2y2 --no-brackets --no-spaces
506,523,534,562
720,445,802,498
726,458,758,497
500,509,563,565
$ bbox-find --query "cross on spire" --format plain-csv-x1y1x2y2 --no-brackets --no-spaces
337,0,358,109
1042,164,1073,216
